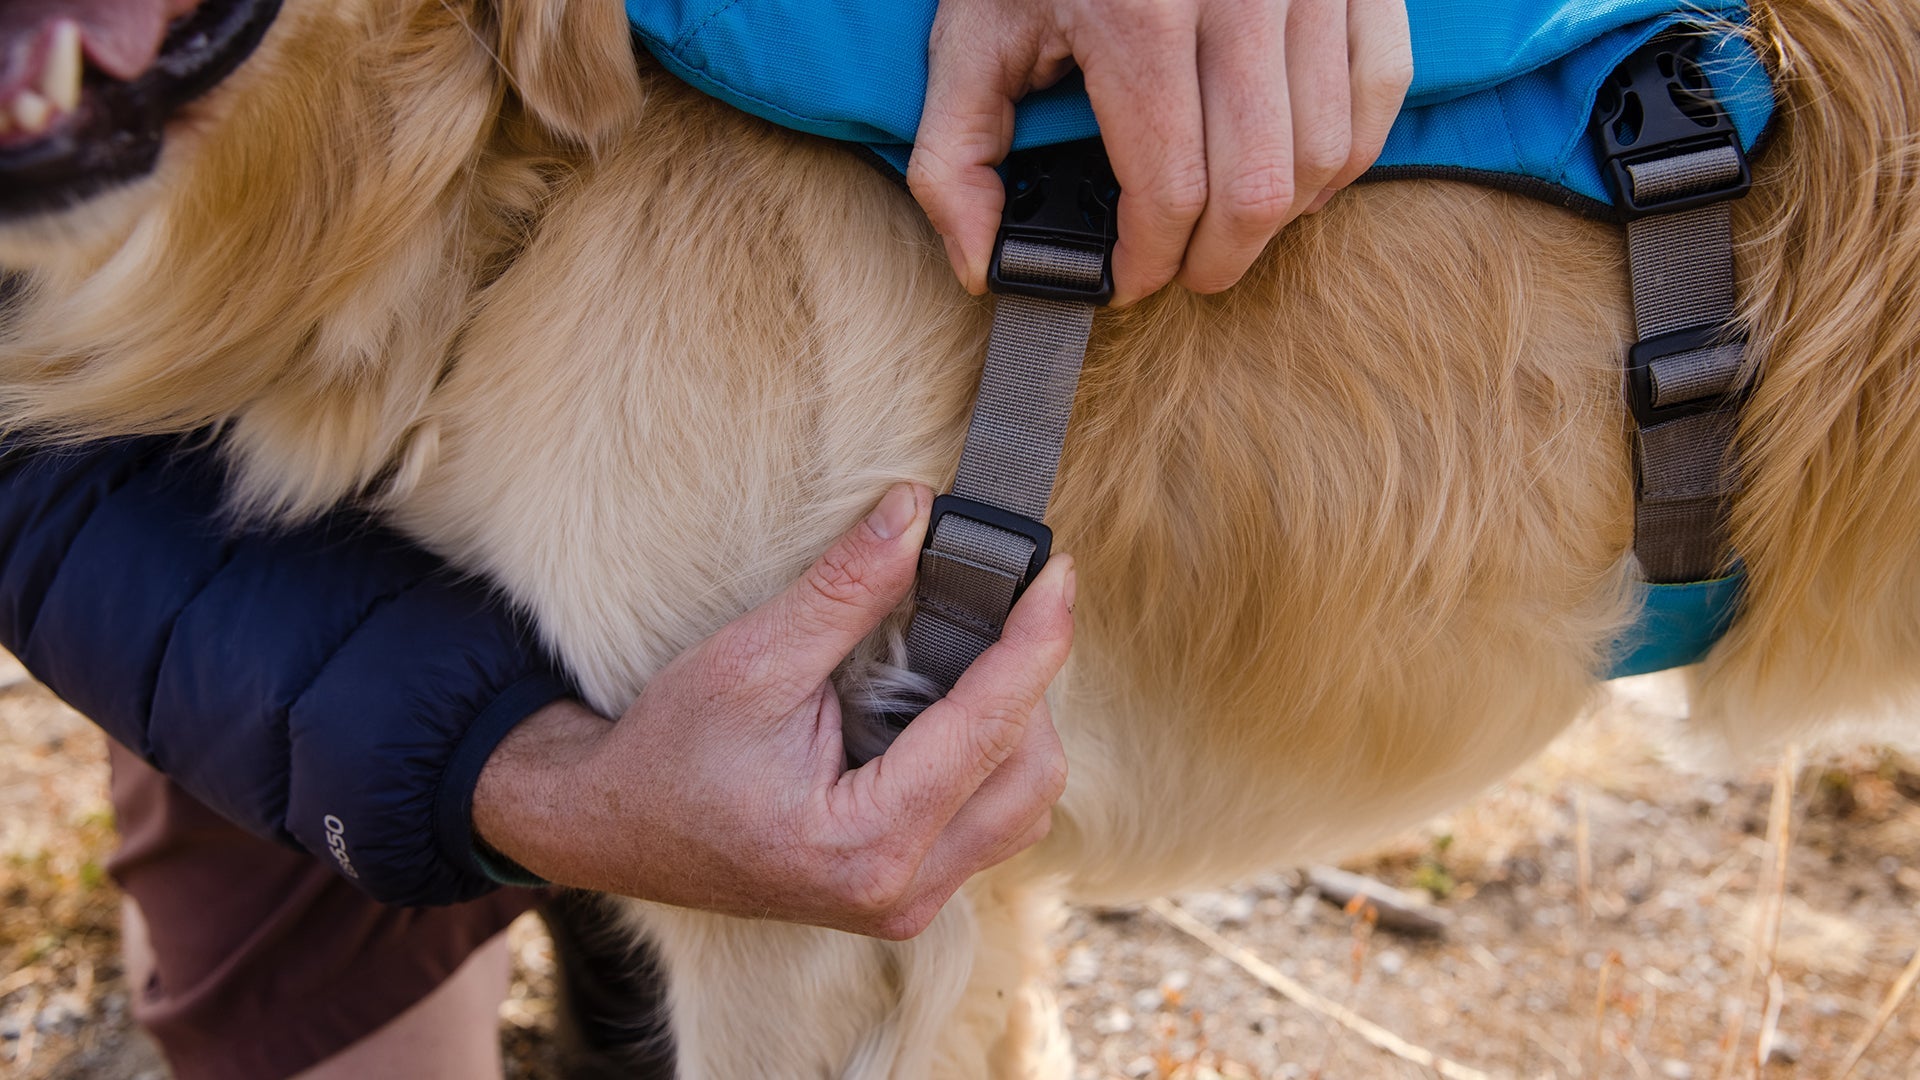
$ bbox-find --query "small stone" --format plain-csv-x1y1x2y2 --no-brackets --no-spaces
1125,1056,1156,1077
1812,995,1844,1018
1376,950,1405,976
34,999,81,1034
1290,889,1320,924
1093,1006,1134,1035
1131,987,1164,1012
1061,946,1099,987
1160,970,1192,994
1182,889,1257,927
1880,856,1901,876
1765,1035,1802,1064
1660,1059,1694,1079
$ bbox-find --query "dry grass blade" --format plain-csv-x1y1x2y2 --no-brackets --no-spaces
1147,898,1492,1080
1833,943,1920,1080
1715,745,1798,1080
1575,788,1594,928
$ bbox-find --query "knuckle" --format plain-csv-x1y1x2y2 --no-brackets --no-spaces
964,700,1027,764
874,905,937,942
1143,164,1210,225
1039,754,1069,804
906,152,950,199
1361,41,1417,100
1216,162,1296,230
1106,0,1189,35
1295,121,1353,183
802,544,875,616
833,852,915,917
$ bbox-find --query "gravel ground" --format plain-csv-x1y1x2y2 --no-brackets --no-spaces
4,657,1918,1078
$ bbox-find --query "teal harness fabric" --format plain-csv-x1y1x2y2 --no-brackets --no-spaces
1612,575,1745,678
625,0,1770,677
628,0,1773,210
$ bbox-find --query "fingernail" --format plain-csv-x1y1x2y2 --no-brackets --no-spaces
867,483,918,541
1061,558,1077,612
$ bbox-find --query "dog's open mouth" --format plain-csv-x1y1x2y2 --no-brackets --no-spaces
0,0,282,220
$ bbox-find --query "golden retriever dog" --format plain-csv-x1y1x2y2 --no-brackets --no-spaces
2,0,1917,1074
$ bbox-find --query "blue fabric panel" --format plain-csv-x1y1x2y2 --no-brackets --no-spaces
628,0,1774,206
1606,572,1745,678
1378,12,1774,204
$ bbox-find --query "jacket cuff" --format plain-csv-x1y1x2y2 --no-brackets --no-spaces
283,574,573,907
435,671,569,888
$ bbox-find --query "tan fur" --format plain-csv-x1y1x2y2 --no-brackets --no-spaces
2,0,1917,1074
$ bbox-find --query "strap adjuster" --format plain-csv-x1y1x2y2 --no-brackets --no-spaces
1592,34,1753,220
986,138,1119,305
1626,325,1747,426
926,494,1052,597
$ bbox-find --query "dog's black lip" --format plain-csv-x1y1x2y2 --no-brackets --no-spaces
0,0,284,222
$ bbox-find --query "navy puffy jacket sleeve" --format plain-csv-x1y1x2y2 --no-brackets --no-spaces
0,435,569,906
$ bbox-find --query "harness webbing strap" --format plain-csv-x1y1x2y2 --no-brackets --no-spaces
904,239,1101,693
1622,146,1747,583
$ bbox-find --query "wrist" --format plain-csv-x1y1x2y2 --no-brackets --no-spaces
471,698,613,885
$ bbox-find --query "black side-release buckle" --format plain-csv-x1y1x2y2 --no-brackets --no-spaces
986,138,1119,305
1626,325,1748,426
926,494,1053,598
1591,33,1752,220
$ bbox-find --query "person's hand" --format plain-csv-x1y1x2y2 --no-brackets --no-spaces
472,483,1075,939
908,0,1412,305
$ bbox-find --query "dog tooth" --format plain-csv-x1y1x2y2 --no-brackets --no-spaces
42,21,83,113
12,90,52,135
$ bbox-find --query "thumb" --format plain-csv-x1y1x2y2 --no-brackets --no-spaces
743,483,930,689
908,18,1025,293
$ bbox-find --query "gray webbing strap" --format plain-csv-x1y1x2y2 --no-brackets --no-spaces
904,239,1101,693
1622,146,1748,583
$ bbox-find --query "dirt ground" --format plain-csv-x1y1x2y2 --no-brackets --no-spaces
3,652,1918,1079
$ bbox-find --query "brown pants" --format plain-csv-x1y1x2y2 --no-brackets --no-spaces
107,743,534,1080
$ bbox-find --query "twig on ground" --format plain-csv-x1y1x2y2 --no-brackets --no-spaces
1525,1024,1581,1076
1833,943,1920,1080
1305,865,1453,937
0,964,44,999
1575,788,1594,928
1146,898,1492,1080
1589,949,1623,1079
1716,745,1798,1080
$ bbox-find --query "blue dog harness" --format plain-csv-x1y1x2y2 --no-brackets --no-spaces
627,0,1773,685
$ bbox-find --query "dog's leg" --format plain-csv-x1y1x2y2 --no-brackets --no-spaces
933,873,1071,1080
619,897,980,1079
